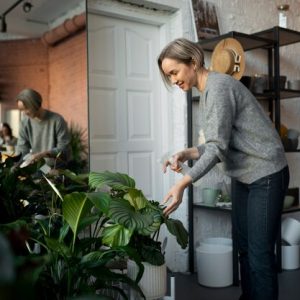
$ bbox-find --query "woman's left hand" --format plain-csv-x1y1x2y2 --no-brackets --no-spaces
162,175,192,216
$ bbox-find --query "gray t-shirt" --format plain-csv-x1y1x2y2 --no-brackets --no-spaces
16,109,70,166
187,72,287,184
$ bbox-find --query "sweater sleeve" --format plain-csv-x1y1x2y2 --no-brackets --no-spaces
16,119,31,158
187,84,236,182
51,117,70,157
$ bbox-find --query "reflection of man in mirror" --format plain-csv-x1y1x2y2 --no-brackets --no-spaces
15,88,70,168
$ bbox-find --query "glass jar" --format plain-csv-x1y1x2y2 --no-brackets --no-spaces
277,4,290,28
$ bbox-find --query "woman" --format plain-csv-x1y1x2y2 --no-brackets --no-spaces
158,38,289,300
0,122,18,150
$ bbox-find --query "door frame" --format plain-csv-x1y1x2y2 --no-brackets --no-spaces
87,0,189,272
87,0,184,196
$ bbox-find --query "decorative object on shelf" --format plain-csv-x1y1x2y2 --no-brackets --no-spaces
251,74,269,93
282,128,299,151
287,79,300,90
202,187,221,206
277,4,290,28
269,75,287,89
210,38,245,80
189,0,220,41
283,195,295,209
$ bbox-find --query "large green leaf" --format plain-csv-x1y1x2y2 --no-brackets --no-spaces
165,218,189,249
77,215,100,233
43,175,63,201
101,223,133,247
109,198,153,231
124,188,148,210
45,237,71,258
87,191,112,215
89,171,135,191
60,169,89,185
80,250,116,268
62,192,93,251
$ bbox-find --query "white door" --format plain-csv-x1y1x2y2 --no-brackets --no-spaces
88,13,163,200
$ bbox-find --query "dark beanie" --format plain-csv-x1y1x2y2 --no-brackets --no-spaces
16,88,42,111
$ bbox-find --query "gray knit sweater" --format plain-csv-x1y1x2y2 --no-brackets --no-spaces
16,110,70,166
187,72,287,184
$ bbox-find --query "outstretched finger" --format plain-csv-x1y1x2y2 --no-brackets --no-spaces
162,160,171,173
162,192,172,204
163,203,176,216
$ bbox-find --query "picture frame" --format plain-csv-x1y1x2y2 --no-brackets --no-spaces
189,0,220,41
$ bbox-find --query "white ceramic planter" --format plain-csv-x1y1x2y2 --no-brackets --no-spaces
127,259,167,300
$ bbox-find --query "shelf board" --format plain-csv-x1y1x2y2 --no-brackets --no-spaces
285,149,300,153
280,89,300,99
193,202,232,212
254,26,300,47
261,89,300,99
283,204,300,213
198,31,273,51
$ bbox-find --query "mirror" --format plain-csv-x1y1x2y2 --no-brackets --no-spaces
0,0,88,172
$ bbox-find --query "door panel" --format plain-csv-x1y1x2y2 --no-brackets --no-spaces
88,13,162,199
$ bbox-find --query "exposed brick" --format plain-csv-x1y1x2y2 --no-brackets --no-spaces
0,30,87,132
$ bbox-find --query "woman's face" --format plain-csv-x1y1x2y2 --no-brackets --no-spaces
161,58,196,91
2,126,9,136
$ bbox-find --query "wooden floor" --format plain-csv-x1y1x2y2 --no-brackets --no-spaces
172,269,300,300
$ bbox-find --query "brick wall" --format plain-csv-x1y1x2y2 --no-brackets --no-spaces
0,39,49,109
48,30,88,130
0,30,88,131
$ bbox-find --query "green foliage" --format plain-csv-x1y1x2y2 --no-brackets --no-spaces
68,122,88,174
0,157,48,223
0,167,188,299
88,171,189,266
33,171,145,300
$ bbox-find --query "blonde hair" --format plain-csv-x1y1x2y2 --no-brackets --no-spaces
157,38,205,86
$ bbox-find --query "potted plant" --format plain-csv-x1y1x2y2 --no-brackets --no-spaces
87,171,189,299
67,122,88,174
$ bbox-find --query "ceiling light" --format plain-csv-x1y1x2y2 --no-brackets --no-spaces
23,2,33,13
1,16,7,33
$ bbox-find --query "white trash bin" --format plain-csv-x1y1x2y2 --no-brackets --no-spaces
196,244,233,287
200,237,232,247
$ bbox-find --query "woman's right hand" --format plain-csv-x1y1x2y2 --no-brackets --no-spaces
162,150,187,174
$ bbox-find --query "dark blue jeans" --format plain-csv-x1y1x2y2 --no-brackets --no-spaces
232,166,289,300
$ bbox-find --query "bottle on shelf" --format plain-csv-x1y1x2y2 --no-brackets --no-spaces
277,4,290,28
